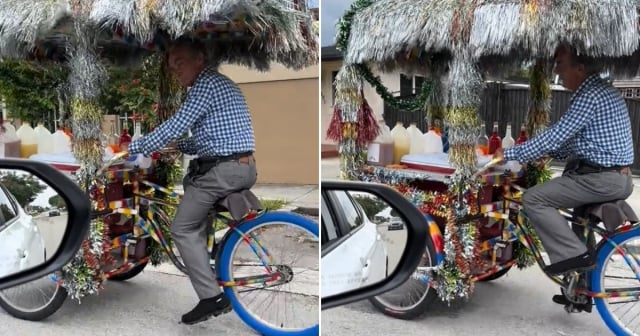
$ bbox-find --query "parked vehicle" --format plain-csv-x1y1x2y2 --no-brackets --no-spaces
0,179,47,278
321,181,428,310
321,188,389,298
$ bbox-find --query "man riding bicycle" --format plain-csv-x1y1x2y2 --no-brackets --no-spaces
493,44,634,307
127,36,258,325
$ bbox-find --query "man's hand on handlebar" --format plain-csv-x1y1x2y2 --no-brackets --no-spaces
532,156,551,168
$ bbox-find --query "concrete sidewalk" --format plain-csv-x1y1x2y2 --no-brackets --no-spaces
174,182,318,214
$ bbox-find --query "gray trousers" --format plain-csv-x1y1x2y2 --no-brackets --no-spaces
522,161,633,264
171,158,257,300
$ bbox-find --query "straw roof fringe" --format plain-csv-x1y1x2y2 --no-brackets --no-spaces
342,0,640,77
0,0,69,59
0,0,317,70
470,1,638,59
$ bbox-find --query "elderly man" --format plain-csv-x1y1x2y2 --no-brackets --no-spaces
127,36,258,324
493,44,634,305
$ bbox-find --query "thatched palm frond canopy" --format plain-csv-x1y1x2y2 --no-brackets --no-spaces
0,0,317,70
341,0,640,77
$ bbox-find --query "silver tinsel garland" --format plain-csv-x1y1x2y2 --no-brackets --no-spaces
341,0,640,78
446,48,483,182
0,0,316,70
67,20,107,185
57,219,108,302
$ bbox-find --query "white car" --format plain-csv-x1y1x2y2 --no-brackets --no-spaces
0,183,46,278
321,189,388,298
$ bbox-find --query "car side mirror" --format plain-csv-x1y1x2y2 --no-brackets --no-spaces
0,159,90,290
321,180,428,309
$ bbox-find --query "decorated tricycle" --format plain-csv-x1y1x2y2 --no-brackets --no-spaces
0,1,318,336
328,1,640,335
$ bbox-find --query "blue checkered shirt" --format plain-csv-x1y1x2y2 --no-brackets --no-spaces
504,74,634,167
128,67,255,157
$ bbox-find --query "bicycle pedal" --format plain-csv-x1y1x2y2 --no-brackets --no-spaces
563,303,592,314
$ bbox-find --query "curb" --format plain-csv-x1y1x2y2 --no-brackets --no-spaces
288,206,319,217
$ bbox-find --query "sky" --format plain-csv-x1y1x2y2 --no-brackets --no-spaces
320,0,353,47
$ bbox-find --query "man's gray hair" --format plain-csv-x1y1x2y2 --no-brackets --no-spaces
170,35,207,58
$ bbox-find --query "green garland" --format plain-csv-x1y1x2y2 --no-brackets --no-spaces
335,0,375,53
355,64,433,111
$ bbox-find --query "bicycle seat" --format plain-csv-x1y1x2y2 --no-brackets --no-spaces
582,200,639,232
213,189,264,221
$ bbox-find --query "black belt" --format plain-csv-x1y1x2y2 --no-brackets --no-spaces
196,151,253,165
575,159,629,174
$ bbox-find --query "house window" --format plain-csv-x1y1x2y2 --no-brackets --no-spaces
400,74,426,96
625,88,633,98
331,70,339,105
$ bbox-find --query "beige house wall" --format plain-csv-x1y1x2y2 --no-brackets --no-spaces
219,64,319,185
320,60,400,145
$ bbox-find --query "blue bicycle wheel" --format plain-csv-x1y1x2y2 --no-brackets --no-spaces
591,228,640,336
217,211,319,336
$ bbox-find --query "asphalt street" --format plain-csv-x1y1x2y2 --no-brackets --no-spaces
321,266,611,336
34,212,67,260
0,213,319,336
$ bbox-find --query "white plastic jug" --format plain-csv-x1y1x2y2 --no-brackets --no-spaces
390,122,410,164
423,128,443,153
34,123,53,154
16,123,37,158
407,123,424,154
52,129,71,154
2,121,20,157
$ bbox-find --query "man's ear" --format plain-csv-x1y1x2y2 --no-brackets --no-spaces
196,52,206,67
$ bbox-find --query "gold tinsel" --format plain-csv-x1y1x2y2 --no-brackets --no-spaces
72,139,103,162
526,60,550,137
342,122,358,139
157,54,184,123
449,143,476,169
70,98,103,123
446,106,480,129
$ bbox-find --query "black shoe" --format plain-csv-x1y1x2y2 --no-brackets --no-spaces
552,294,593,313
181,294,233,325
544,252,596,275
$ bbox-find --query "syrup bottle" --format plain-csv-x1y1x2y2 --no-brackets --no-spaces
516,123,527,144
118,127,132,152
501,123,515,149
476,122,489,154
488,122,502,154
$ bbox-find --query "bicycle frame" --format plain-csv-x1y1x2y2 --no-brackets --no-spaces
470,174,640,300
96,161,284,290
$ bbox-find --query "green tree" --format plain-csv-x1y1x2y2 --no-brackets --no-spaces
352,195,388,220
48,195,66,209
0,60,68,124
0,172,47,207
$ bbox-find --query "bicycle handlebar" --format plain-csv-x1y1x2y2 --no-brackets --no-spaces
95,147,184,178
471,156,553,180
96,150,130,177
471,157,504,180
